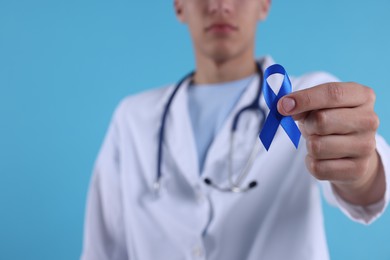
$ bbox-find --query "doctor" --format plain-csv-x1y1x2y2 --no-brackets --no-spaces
81,0,390,259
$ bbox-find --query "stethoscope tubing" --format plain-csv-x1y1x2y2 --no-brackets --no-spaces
155,61,265,193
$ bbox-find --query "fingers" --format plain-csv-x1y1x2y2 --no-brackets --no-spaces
305,133,377,160
305,156,370,183
277,82,376,117
299,108,379,136
285,81,380,185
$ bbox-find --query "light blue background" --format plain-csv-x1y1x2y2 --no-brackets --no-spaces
1,0,389,259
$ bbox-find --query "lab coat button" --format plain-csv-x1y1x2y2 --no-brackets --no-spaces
196,193,206,204
192,246,204,258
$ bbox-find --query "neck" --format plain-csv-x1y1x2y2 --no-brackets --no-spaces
193,49,257,84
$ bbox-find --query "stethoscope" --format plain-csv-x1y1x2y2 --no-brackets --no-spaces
155,61,265,194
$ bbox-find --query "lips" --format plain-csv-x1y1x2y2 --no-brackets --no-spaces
205,23,238,34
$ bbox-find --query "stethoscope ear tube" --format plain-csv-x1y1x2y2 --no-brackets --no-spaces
204,178,257,193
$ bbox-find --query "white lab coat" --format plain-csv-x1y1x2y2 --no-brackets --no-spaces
81,56,390,260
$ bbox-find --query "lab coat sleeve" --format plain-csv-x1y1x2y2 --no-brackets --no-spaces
321,134,390,225
80,102,128,260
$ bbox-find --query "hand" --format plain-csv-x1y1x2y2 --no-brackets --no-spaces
277,82,385,206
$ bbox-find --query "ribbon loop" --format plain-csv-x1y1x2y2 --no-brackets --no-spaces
259,64,301,151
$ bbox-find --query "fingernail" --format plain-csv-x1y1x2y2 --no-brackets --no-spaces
282,97,296,113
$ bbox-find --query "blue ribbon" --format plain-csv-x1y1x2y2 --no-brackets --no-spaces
259,64,301,151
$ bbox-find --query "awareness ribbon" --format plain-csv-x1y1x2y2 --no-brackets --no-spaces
259,64,301,151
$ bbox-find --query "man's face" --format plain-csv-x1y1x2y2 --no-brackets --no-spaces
174,0,270,63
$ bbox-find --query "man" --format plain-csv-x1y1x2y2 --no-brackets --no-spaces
81,0,389,259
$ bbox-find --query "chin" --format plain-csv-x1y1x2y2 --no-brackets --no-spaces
205,46,238,63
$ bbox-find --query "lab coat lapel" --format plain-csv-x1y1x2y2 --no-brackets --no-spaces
164,78,200,186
